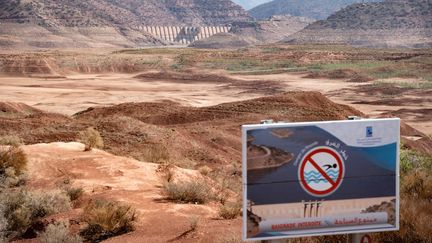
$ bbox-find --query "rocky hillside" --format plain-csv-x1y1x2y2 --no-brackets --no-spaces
0,0,251,49
307,0,432,30
249,0,382,20
0,0,251,26
286,0,432,47
191,15,314,48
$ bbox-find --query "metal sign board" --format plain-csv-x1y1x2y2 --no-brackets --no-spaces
242,118,400,241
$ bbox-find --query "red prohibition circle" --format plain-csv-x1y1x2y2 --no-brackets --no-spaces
361,234,372,243
299,147,344,197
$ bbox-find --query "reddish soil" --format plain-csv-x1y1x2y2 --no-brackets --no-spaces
22,142,240,243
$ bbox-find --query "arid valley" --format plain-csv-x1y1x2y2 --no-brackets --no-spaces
1,45,431,242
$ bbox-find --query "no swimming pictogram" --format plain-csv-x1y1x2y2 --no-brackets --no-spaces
360,234,372,243
298,146,345,197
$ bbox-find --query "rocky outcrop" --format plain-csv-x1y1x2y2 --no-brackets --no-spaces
0,0,252,48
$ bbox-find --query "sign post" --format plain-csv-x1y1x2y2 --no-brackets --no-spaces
242,118,400,241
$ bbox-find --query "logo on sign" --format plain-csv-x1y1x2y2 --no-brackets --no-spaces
298,146,345,197
366,126,373,137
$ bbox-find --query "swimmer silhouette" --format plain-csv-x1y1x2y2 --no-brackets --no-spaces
323,164,337,171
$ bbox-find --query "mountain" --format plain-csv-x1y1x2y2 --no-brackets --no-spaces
249,0,383,20
286,0,432,47
190,15,314,48
0,0,252,49
232,0,273,10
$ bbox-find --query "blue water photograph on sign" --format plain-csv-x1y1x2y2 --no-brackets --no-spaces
242,119,400,241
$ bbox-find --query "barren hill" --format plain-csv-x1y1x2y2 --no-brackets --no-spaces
0,0,251,49
286,0,432,47
192,16,314,48
249,0,382,20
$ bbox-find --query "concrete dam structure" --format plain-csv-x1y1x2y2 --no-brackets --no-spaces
135,26,231,45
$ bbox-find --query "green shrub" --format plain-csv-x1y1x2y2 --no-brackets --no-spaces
80,199,136,242
79,127,104,151
163,180,212,204
40,221,83,243
400,149,432,174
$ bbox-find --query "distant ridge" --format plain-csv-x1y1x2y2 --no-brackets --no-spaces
249,0,383,20
286,0,432,47
0,0,252,49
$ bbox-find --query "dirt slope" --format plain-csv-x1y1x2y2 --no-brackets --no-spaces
23,142,236,242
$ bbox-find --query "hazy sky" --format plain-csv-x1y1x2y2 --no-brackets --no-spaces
232,0,273,10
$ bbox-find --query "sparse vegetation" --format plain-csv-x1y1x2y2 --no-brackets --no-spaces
168,216,200,242
218,201,242,219
141,144,170,163
80,199,137,242
39,221,83,243
198,165,212,176
157,161,175,182
64,186,84,202
0,189,71,240
79,127,104,151
0,146,28,189
163,179,213,204
374,150,432,242
0,135,22,146
0,146,27,176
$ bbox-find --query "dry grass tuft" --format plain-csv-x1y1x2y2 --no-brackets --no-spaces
64,187,84,202
373,151,432,242
0,135,23,146
218,201,242,219
80,199,137,242
402,169,432,200
39,221,83,243
0,189,71,239
141,144,170,163
157,161,175,182
198,165,212,176
163,180,212,204
0,146,27,176
79,127,104,151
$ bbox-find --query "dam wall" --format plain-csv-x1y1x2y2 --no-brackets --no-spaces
134,26,231,45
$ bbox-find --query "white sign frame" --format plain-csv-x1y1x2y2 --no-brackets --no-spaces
242,118,400,241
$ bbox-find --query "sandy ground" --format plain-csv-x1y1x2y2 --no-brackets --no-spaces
0,74,263,115
0,72,430,135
